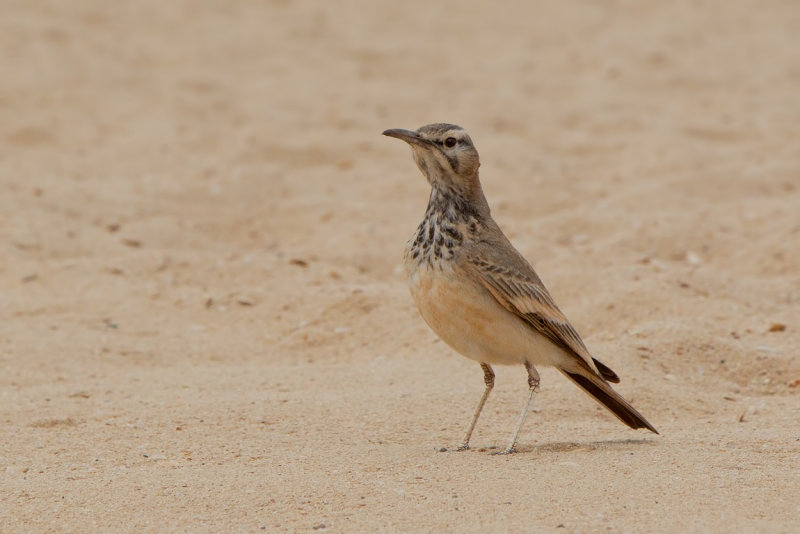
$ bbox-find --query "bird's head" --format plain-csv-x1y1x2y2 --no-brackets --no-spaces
383,123,481,197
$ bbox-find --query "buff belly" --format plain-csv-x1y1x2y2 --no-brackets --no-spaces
407,264,570,368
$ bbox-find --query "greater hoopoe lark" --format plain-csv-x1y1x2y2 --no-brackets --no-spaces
384,123,658,454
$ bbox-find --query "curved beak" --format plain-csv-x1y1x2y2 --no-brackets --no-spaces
382,128,434,149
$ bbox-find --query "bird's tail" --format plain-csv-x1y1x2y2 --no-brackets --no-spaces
559,368,658,434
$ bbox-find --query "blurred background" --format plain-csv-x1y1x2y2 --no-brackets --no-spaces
2,1,799,531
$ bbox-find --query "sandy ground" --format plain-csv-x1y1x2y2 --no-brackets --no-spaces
2,1,799,532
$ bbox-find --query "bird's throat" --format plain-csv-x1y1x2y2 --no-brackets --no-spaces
404,186,486,270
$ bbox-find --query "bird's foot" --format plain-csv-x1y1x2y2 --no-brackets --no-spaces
490,446,516,456
437,444,470,452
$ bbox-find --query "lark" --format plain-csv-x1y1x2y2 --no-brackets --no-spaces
384,123,658,454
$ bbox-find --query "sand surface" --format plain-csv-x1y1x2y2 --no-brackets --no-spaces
2,1,799,532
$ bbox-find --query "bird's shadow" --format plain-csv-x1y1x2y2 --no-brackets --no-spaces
441,437,656,455
514,437,657,455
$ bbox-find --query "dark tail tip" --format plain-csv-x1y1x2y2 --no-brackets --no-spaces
565,371,659,434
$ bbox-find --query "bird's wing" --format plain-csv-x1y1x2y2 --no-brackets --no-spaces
467,255,600,376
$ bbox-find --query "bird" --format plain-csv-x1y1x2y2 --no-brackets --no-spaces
383,123,658,454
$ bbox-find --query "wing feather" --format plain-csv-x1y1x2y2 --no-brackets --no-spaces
467,256,600,376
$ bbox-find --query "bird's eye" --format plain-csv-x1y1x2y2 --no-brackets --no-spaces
444,137,457,148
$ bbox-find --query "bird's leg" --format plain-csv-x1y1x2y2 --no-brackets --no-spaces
495,361,540,455
457,363,494,451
